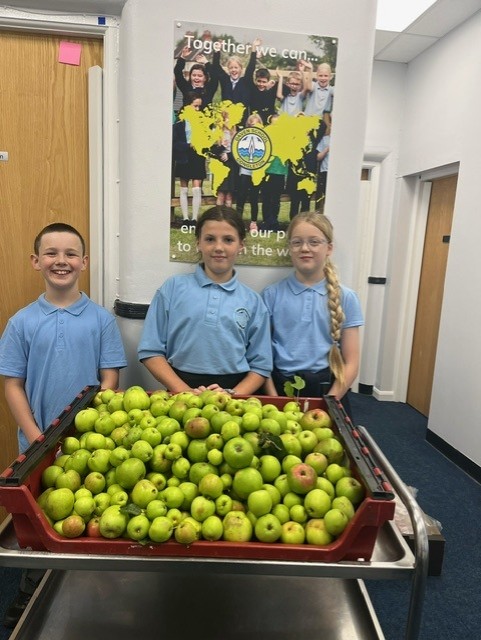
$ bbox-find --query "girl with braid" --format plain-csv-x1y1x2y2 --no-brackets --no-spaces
261,212,363,417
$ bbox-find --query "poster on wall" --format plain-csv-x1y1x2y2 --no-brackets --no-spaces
171,21,337,267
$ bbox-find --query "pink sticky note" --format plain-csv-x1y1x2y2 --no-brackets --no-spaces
58,41,82,66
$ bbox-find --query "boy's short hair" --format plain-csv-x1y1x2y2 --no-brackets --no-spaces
288,71,303,82
34,223,86,256
255,68,270,80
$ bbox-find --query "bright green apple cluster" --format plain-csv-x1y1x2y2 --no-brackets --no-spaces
36,386,365,546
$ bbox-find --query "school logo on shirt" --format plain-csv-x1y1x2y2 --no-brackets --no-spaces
232,126,272,171
235,307,250,329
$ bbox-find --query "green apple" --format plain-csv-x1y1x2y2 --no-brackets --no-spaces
335,476,365,505
313,426,335,441
282,400,301,413
166,508,183,527
240,412,261,432
284,419,302,435
109,446,131,468
169,430,190,451
146,499,168,520
115,457,146,489
61,436,80,455
259,418,281,436
171,456,191,480
207,449,223,466
110,425,130,446
74,496,96,520
283,492,303,509
188,461,217,485
198,473,224,499
271,503,290,524
130,440,154,463
209,410,233,433
160,485,185,509
201,514,223,541
178,481,198,510
126,513,150,541
94,414,116,436
289,504,308,524
127,409,145,426
222,511,253,542
149,389,170,404
99,504,129,538
164,442,182,461
146,472,167,491
314,438,345,465
279,433,303,457
225,399,245,416
190,495,216,522
122,425,143,448
281,454,303,474
299,408,332,430
74,407,100,433
265,410,287,432
223,436,254,469
139,414,157,431
93,492,111,516
84,432,107,451
297,430,318,455
257,455,282,483
215,494,233,517
232,467,263,499
221,420,241,441
305,518,333,545
84,471,106,495
286,463,318,494
262,483,281,508
150,399,171,418
201,390,230,409
331,495,356,520
304,488,331,518
122,385,150,412
62,514,86,538
107,394,125,414
150,445,172,474
273,473,290,498
157,417,181,439
45,487,75,521
180,407,202,426
324,508,350,536
242,432,261,456
325,463,348,485
261,403,279,417
55,469,82,492
87,448,111,474
168,400,189,422
175,519,200,544
131,479,158,508
41,465,64,488
186,438,208,463
254,513,282,542
281,520,305,544
316,476,335,499
109,490,129,506
201,403,221,421
148,516,173,542
247,489,272,517
75,487,93,500
304,452,329,476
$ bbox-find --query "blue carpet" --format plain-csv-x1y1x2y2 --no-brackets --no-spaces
350,392,481,640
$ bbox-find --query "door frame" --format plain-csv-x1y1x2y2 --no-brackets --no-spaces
0,10,120,308
395,162,459,402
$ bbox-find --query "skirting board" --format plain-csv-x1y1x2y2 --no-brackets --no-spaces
426,428,481,484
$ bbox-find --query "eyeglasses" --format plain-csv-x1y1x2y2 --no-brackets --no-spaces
288,238,329,250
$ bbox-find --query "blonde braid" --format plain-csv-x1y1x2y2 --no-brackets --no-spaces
324,258,346,389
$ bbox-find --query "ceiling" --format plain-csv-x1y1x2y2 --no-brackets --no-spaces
374,0,481,63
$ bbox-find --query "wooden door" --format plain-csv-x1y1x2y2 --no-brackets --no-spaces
0,31,102,522
407,174,457,416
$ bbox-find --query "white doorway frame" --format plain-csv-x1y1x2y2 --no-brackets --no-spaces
0,9,120,309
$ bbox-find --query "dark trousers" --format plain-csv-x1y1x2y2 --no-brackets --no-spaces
236,174,260,221
172,368,247,391
287,168,310,219
261,174,285,230
271,368,353,420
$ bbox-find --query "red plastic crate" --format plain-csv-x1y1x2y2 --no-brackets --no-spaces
0,392,395,563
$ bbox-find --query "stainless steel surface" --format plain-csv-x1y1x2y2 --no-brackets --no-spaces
0,515,415,578
10,569,385,640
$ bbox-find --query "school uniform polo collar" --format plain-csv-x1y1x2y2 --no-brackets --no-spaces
287,273,327,296
38,292,90,316
194,264,238,292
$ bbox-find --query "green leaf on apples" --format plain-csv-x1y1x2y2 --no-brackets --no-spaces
283,376,306,399
258,432,287,460
120,503,143,517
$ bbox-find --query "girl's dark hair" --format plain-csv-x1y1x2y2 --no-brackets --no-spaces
195,206,246,241
184,90,204,106
34,223,86,256
189,63,208,82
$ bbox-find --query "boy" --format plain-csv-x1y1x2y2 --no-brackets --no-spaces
0,222,127,627
304,62,334,119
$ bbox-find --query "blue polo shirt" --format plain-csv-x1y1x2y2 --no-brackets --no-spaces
0,293,127,452
261,273,363,374
138,265,272,378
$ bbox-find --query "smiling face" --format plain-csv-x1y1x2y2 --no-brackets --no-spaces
288,221,332,284
196,220,244,283
31,231,87,300
227,59,242,80
316,64,332,88
190,67,206,88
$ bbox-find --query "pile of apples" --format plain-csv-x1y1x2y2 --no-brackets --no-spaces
37,386,365,546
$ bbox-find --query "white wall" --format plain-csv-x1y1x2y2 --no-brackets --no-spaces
366,12,481,466
117,0,377,387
